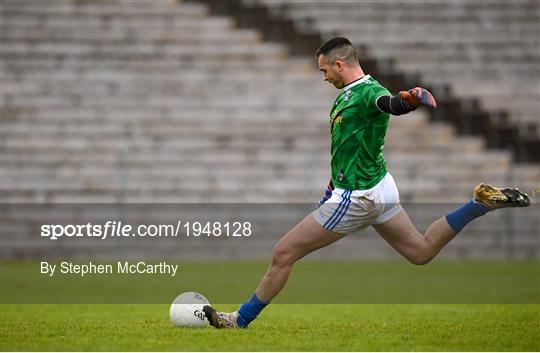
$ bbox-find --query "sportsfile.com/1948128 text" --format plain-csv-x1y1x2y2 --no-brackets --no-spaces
40,221,253,240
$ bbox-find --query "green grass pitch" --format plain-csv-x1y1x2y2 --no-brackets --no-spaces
1,304,538,351
1,260,539,351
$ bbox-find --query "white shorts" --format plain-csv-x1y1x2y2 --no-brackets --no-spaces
313,172,402,235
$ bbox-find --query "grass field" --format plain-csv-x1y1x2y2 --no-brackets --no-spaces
1,260,539,351
1,304,539,351
2,260,539,304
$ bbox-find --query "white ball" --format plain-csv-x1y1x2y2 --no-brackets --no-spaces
170,292,210,327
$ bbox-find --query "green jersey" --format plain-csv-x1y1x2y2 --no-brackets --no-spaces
329,75,391,190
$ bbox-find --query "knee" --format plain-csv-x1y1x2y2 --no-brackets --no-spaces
271,243,295,268
407,248,434,266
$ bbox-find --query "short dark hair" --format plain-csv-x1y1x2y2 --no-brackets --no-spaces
315,37,358,64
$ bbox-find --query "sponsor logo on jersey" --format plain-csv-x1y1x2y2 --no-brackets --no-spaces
331,115,342,126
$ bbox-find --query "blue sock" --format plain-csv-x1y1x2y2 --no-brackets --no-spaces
236,293,268,328
445,200,490,233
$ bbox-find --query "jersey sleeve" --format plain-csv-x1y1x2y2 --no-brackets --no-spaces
364,82,392,119
365,84,392,110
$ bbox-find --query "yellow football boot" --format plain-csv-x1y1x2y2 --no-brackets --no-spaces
473,183,530,210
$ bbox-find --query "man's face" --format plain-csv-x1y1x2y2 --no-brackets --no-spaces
318,54,344,89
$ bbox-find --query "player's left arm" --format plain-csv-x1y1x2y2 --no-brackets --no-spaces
375,87,437,115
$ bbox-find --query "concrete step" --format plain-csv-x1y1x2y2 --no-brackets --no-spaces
371,43,540,63
2,119,441,137
4,167,533,192
1,76,334,97
1,106,332,122
3,56,312,73
2,26,261,44
0,128,485,151
279,1,539,17
317,23,538,43
3,2,208,18
1,15,235,31
1,41,287,60
2,95,332,109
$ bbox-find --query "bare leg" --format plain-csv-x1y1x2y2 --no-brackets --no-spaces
255,213,343,302
372,209,457,265
203,213,345,328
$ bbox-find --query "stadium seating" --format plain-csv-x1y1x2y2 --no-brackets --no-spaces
1,0,538,259
258,1,540,134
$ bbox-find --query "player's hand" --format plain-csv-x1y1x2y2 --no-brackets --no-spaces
326,180,334,191
318,181,334,207
323,180,334,198
399,87,437,108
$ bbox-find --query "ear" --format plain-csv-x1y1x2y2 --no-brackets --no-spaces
334,60,345,72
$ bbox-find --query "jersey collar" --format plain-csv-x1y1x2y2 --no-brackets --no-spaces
342,74,371,91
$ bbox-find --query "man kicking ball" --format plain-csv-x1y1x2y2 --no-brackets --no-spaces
203,37,530,328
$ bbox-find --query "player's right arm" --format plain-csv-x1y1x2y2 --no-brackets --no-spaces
375,87,437,115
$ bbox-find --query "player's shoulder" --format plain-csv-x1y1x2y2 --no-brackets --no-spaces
360,75,388,92
347,76,387,96
357,76,391,102
335,76,389,111
350,74,383,88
